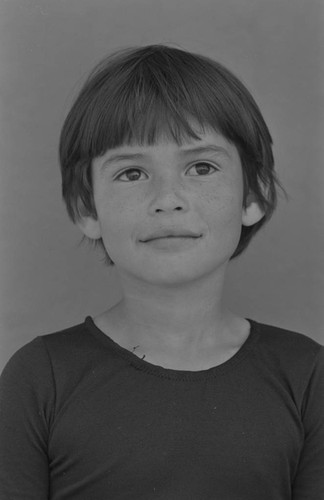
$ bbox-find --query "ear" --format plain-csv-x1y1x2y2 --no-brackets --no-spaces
77,216,102,240
242,193,264,227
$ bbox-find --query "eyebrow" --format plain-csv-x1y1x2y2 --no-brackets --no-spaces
101,145,230,168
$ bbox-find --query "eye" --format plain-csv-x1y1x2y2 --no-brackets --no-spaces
115,168,147,182
186,162,218,176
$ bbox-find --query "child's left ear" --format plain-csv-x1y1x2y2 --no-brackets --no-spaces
242,193,264,227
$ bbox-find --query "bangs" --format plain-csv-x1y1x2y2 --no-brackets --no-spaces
72,48,247,159
88,88,208,153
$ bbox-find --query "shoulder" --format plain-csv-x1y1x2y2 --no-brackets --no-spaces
250,319,324,385
0,319,109,418
252,320,322,352
40,318,101,359
1,319,98,383
1,335,51,385
0,336,56,418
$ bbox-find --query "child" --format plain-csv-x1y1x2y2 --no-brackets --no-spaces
0,44,323,499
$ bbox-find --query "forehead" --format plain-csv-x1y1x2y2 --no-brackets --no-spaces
97,128,238,162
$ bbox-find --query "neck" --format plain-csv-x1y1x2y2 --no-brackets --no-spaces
105,265,241,354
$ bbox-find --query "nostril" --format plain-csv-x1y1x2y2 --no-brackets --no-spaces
155,206,183,213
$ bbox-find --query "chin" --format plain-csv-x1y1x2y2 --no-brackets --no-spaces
127,257,226,287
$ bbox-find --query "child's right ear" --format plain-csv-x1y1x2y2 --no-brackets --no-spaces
77,216,102,240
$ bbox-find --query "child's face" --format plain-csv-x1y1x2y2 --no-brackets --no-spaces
80,127,263,286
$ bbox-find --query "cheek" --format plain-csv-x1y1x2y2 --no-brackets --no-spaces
95,193,139,246
202,182,243,226
201,188,244,255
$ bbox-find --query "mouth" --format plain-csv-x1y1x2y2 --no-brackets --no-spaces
144,235,201,242
141,231,202,242
140,234,202,251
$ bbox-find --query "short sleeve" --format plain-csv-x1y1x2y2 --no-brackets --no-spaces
0,337,55,499
292,346,324,499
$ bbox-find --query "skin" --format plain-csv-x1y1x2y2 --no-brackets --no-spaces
78,127,264,370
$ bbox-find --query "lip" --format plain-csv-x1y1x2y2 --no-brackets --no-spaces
141,229,202,242
142,235,202,251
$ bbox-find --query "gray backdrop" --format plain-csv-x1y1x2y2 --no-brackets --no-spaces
1,0,323,370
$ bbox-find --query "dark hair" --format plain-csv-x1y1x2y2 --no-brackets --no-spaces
59,44,285,263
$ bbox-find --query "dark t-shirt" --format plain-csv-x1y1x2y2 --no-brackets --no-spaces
0,317,323,499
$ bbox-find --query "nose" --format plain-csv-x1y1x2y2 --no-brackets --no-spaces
148,175,189,215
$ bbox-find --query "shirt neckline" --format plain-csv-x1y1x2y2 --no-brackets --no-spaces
84,315,260,381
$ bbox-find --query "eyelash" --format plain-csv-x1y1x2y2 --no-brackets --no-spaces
114,162,219,182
